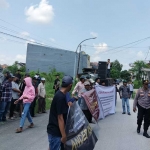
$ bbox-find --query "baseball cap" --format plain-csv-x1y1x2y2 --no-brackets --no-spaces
84,81,90,86
34,75,38,79
41,77,46,81
80,75,85,79
62,75,73,86
89,78,95,83
8,73,15,78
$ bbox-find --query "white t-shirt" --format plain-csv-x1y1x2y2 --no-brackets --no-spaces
12,81,19,99
129,84,134,91
108,63,111,69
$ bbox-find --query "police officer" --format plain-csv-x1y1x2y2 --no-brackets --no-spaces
133,80,150,138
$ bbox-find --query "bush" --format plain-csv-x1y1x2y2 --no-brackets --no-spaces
133,80,142,89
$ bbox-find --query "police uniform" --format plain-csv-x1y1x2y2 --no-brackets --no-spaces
133,80,150,138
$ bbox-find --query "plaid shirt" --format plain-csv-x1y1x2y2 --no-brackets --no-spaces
0,80,12,102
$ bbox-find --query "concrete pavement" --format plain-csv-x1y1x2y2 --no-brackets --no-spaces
0,97,150,150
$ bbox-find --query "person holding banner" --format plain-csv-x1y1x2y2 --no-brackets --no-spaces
119,81,131,115
72,76,85,105
47,75,73,150
95,78,100,85
133,80,150,138
80,81,93,123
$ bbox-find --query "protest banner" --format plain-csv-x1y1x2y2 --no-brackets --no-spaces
95,85,116,119
65,102,98,150
81,89,100,121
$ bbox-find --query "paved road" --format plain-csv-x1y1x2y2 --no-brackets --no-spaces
0,97,150,150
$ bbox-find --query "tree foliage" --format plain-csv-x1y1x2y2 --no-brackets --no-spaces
112,60,123,72
129,60,149,80
120,70,131,81
110,59,123,79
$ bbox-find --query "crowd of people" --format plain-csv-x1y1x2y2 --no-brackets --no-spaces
0,70,57,132
0,68,150,150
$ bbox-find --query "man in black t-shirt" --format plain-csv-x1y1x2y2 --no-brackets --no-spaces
47,75,73,150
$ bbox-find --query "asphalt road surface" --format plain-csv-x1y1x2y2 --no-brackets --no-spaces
0,96,150,150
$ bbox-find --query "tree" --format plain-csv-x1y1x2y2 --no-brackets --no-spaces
110,59,123,79
111,60,123,72
110,69,120,79
130,60,149,81
120,70,131,81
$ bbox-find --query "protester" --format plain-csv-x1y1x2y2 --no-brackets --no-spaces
0,73,13,122
2,71,10,84
80,81,92,123
36,73,41,85
89,78,95,89
128,81,134,99
95,78,100,85
54,75,60,93
30,77,38,117
101,81,106,86
133,80,150,138
9,76,21,120
14,77,35,133
15,70,22,83
72,76,85,105
107,59,112,78
38,78,46,113
47,75,73,150
18,73,30,117
119,81,131,115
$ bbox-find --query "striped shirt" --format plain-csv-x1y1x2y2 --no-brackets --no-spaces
133,88,150,109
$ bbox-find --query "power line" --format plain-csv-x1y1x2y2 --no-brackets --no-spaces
0,18,68,49
0,36,25,45
0,31,59,48
84,36,150,54
83,44,149,48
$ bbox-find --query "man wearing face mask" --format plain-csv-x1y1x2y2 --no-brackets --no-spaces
133,80,150,138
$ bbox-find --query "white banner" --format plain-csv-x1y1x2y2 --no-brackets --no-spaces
95,85,116,119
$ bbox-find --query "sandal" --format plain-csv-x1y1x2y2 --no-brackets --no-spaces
28,123,34,128
16,128,22,133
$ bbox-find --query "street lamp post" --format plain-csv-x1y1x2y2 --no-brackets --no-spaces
73,37,97,78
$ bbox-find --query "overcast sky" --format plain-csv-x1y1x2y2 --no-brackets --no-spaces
0,0,150,70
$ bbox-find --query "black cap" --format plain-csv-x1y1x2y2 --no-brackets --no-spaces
62,75,73,86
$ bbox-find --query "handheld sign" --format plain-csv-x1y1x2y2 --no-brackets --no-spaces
65,102,98,150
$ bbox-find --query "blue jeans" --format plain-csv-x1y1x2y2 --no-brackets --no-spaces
2,101,11,121
122,98,130,113
20,103,33,128
48,134,61,150
0,101,7,122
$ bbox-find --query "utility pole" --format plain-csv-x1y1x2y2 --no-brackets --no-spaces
76,45,82,76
